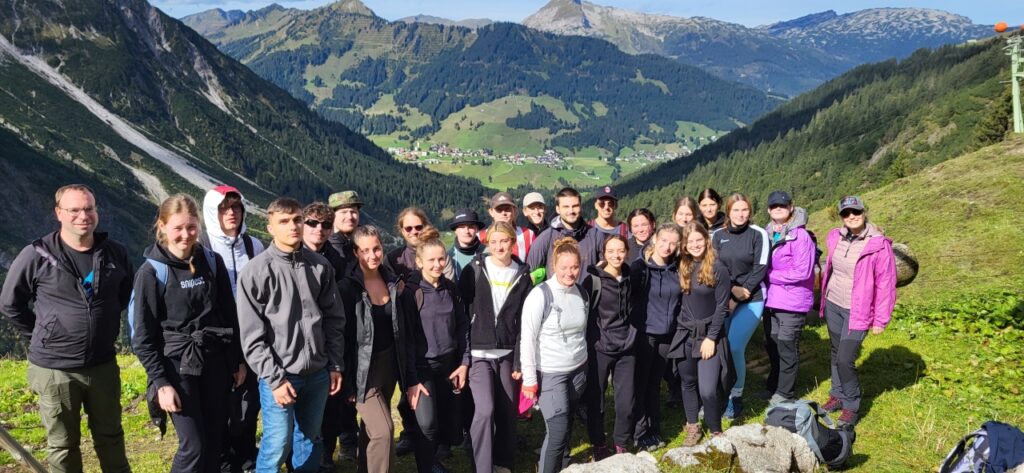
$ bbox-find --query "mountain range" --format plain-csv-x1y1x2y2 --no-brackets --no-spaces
182,0,779,158
0,0,489,265
522,0,992,96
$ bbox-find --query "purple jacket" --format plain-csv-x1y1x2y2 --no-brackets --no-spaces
765,208,816,313
818,225,897,331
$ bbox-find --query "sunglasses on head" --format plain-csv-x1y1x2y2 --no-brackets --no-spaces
404,224,425,233
840,209,864,218
305,219,331,229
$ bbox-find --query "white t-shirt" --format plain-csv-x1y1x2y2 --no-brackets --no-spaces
471,257,521,360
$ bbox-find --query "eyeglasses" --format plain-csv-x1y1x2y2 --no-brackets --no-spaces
597,200,617,209
59,206,98,216
305,219,332,229
403,224,424,233
840,209,864,218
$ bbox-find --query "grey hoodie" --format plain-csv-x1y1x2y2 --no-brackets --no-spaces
526,216,601,284
236,244,346,389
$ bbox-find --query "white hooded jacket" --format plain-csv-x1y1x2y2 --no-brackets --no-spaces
202,186,265,295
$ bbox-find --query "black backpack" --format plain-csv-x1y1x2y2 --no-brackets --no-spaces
766,400,855,469
940,421,1024,473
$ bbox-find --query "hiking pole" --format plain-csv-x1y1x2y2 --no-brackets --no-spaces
0,424,46,473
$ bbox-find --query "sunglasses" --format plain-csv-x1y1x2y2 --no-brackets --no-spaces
403,224,425,233
840,209,864,218
305,219,332,229
597,200,617,209
768,204,790,210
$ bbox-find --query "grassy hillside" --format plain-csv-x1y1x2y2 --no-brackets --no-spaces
2,140,1022,472
616,37,1012,219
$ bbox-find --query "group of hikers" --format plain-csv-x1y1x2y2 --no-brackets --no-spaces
0,182,897,473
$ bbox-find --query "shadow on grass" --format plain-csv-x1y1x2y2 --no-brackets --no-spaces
858,345,926,419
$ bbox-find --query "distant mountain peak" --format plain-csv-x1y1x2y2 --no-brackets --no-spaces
320,0,376,18
523,0,591,33
396,14,493,29
762,10,838,32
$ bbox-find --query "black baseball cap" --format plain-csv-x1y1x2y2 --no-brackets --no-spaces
767,191,792,207
594,185,617,200
449,208,484,230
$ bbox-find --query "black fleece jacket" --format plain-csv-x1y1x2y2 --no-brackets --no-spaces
458,255,532,368
630,257,681,337
582,263,637,355
1,231,132,370
668,261,731,360
131,244,239,388
401,273,470,384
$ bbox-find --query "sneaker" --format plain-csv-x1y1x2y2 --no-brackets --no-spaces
614,445,629,455
723,396,743,420
837,409,859,428
635,434,661,452
682,423,703,447
590,444,611,462
435,443,452,462
396,434,414,457
821,395,843,413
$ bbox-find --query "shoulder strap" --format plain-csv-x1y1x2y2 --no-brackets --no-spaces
242,234,255,259
619,223,628,238
202,247,217,279
198,232,211,250
128,259,168,340
589,274,601,312
793,401,826,463
576,282,591,313
540,283,554,326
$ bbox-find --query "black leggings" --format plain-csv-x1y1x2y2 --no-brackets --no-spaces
676,351,723,433
585,350,636,448
168,358,230,473
412,354,462,472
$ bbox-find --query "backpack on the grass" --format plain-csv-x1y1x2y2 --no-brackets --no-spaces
939,421,1024,473
766,400,854,469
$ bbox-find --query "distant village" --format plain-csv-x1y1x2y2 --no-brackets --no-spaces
384,141,704,166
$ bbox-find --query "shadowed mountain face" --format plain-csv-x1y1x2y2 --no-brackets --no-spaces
0,0,490,265
524,0,992,97
182,1,779,157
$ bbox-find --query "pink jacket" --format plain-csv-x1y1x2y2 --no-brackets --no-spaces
818,225,897,331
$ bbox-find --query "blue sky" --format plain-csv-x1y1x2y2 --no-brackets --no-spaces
153,0,1021,26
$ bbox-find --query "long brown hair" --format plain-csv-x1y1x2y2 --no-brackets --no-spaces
679,222,718,294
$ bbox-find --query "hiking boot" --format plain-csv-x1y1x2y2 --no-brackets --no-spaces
396,433,414,456
435,443,452,462
590,444,611,462
821,395,843,413
682,423,703,447
837,409,859,428
614,445,629,455
723,396,743,420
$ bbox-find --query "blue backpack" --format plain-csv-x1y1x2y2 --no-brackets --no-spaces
940,421,1024,473
126,248,217,339
766,400,854,468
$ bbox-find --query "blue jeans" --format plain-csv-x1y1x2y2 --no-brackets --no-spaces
726,300,765,398
256,369,330,473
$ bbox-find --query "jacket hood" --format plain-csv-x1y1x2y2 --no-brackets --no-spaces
549,216,588,240
768,207,808,240
705,212,726,228
203,185,248,240
645,256,678,272
840,222,884,240
589,262,630,281
143,243,192,270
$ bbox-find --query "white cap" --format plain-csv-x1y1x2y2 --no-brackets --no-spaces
523,192,545,207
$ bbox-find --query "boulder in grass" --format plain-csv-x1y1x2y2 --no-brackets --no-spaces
663,424,818,473
562,451,660,473
893,242,918,287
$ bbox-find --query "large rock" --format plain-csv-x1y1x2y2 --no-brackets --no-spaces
892,242,918,287
663,424,818,473
562,452,660,473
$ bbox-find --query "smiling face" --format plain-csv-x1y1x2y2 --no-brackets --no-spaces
768,204,792,224
674,205,695,226
268,211,303,250
630,214,653,243
729,200,751,227
685,231,707,259
554,251,581,287
841,208,866,233
486,229,514,261
595,198,617,221
417,244,448,281
400,213,425,246
355,234,384,271
489,204,516,224
160,212,200,256
303,216,333,249
454,223,479,246
556,195,582,225
524,203,546,226
55,189,98,239
603,238,627,271
333,207,360,234
699,198,720,221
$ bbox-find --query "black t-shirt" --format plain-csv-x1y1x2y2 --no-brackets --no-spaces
371,303,395,353
60,239,95,297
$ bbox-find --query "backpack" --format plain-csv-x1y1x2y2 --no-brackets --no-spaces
766,400,854,469
538,281,592,330
127,247,218,339
940,421,1024,473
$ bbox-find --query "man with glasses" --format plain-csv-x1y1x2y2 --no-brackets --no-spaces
1,184,133,472
201,184,265,473
589,186,628,245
